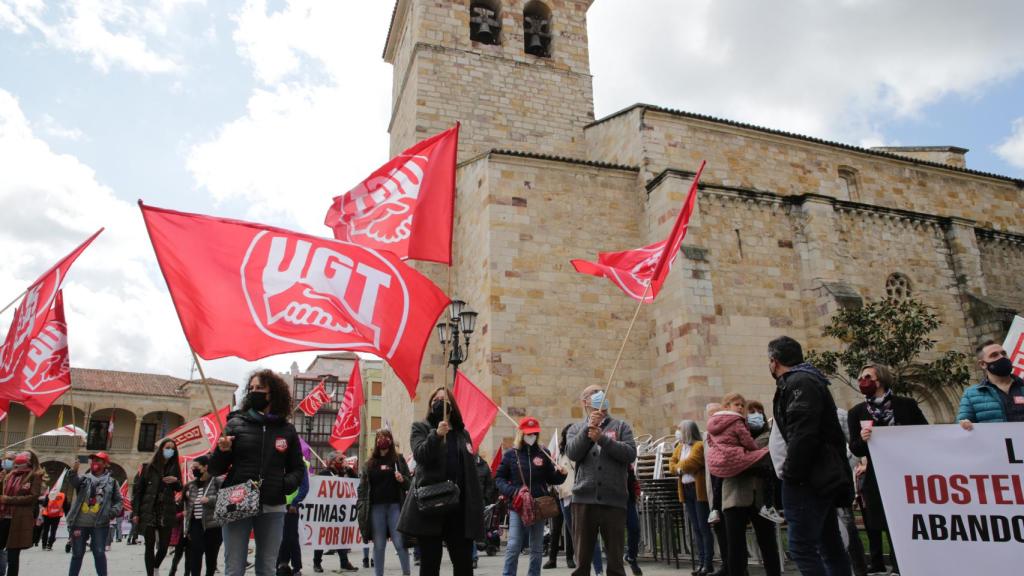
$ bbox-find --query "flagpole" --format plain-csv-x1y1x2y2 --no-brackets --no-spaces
67,385,79,456
189,348,226,433
601,283,650,401
492,404,559,466
0,289,26,316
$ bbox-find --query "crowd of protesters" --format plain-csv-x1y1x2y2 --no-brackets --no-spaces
0,335,1016,576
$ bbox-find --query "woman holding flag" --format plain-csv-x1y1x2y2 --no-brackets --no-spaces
398,386,484,576
210,369,304,576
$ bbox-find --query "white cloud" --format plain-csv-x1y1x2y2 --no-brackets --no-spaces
587,0,1024,144
0,88,301,390
187,0,393,232
0,0,190,73
995,117,1024,169
36,113,85,142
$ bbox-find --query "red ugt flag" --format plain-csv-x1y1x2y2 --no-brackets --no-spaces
120,481,132,513
325,124,458,264
298,379,333,417
453,370,498,453
329,359,365,454
571,161,705,303
140,203,449,396
1,229,101,411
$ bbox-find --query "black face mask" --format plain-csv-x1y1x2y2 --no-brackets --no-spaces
430,400,446,419
192,467,202,478
986,357,1014,378
247,391,270,411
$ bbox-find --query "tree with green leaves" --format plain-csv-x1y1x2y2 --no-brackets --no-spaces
806,297,971,399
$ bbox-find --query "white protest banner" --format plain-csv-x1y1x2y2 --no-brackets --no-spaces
299,475,368,551
871,423,1024,575
1002,315,1024,378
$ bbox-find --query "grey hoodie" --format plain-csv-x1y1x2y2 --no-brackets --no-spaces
565,415,637,510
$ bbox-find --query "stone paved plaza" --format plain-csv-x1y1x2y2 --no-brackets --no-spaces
14,540,797,575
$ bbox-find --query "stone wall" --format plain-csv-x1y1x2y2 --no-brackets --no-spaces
386,0,596,158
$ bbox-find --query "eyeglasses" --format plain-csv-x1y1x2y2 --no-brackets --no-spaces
858,375,877,384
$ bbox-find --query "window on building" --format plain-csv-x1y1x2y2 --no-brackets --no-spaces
523,1,552,57
838,166,860,201
469,1,501,45
87,420,109,450
886,273,912,301
371,380,382,397
371,417,382,431
138,422,157,452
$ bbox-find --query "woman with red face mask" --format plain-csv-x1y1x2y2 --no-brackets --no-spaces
0,451,43,576
847,363,928,575
357,429,412,576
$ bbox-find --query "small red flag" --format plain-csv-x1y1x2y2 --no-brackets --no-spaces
140,203,448,397
1,230,100,410
325,124,459,264
453,371,498,453
120,481,132,513
490,445,504,477
329,359,365,454
298,379,332,417
571,161,705,302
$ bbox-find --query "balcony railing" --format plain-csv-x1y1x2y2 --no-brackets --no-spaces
107,436,133,451
33,435,80,450
3,432,26,447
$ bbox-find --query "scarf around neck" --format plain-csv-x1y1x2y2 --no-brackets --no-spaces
865,389,895,426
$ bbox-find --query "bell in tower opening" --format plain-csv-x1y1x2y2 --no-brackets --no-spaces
523,1,552,57
470,1,502,45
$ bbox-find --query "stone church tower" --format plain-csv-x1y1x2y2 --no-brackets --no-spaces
379,0,1024,453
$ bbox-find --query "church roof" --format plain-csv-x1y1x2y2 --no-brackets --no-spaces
589,104,1024,187
480,149,639,172
71,367,236,398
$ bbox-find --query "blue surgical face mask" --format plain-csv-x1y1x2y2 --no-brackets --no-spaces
162,448,175,460
747,413,765,429
589,391,610,411
1,459,11,471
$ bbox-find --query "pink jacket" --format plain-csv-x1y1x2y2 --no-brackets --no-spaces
704,411,769,478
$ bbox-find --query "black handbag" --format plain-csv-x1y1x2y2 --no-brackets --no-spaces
415,480,461,515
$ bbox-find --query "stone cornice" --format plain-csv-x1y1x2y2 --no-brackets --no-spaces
647,168,1024,243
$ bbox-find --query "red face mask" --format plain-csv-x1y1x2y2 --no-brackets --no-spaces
858,377,878,397
90,463,105,475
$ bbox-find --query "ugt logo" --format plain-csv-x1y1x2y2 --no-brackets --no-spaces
335,155,427,245
241,232,410,356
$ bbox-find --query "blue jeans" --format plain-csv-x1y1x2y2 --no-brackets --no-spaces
222,511,285,576
626,498,640,563
68,525,109,576
682,484,715,571
504,510,545,576
372,503,410,576
782,483,851,576
560,501,603,574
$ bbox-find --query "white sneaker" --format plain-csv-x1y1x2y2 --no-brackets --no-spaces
707,509,720,524
759,505,784,524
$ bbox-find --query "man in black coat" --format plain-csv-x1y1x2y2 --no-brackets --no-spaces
848,363,927,575
769,336,852,576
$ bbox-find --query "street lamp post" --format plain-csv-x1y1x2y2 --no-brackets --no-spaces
435,299,478,386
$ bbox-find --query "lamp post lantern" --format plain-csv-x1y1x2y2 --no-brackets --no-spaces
435,299,478,385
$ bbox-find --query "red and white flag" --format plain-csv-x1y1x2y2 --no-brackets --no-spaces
0,400,8,423
164,404,231,482
325,124,459,264
328,360,365,454
120,481,132,513
0,230,101,412
571,161,705,302
298,379,333,417
452,370,498,453
140,203,449,396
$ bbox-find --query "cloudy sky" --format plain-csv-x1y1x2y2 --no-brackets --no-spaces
1,0,1022,389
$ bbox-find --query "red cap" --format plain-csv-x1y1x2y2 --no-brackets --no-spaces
13,453,30,466
518,417,541,434
89,452,110,463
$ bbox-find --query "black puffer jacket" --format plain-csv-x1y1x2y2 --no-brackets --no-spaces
133,457,181,529
208,409,304,507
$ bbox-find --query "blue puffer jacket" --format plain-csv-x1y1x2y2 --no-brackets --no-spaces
957,376,1024,423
